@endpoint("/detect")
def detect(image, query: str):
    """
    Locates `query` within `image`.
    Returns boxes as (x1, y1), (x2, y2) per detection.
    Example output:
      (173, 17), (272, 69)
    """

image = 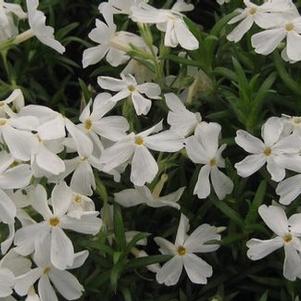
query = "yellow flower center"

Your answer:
(285, 22), (294, 32)
(263, 147), (272, 156)
(128, 85), (136, 92)
(283, 233), (293, 243)
(43, 267), (51, 274)
(48, 217), (60, 227)
(177, 246), (187, 256)
(209, 158), (217, 167)
(293, 117), (301, 124)
(0, 118), (7, 126)
(84, 119), (92, 130)
(73, 195), (82, 204)
(248, 7), (257, 15)
(135, 136), (144, 145)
